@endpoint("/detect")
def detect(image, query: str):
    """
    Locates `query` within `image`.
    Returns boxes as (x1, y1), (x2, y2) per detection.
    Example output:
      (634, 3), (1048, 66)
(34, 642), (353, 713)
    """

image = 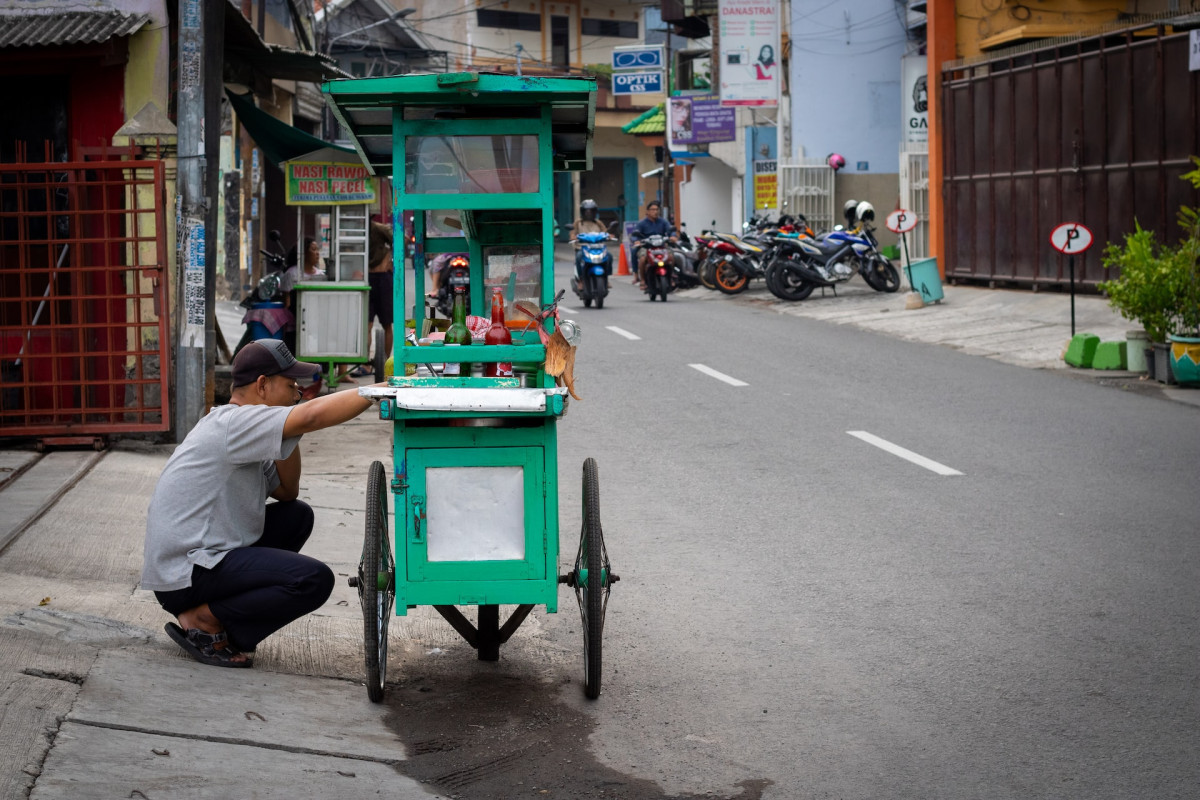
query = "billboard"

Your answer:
(667, 95), (738, 149)
(717, 0), (780, 107)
